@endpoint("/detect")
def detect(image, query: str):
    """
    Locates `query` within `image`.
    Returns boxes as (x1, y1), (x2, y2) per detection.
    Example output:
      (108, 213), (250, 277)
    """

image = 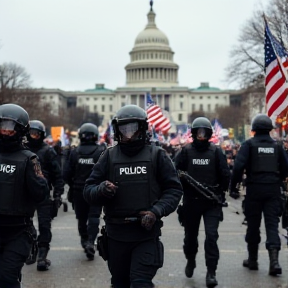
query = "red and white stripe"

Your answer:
(146, 104), (171, 133)
(266, 57), (288, 122)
